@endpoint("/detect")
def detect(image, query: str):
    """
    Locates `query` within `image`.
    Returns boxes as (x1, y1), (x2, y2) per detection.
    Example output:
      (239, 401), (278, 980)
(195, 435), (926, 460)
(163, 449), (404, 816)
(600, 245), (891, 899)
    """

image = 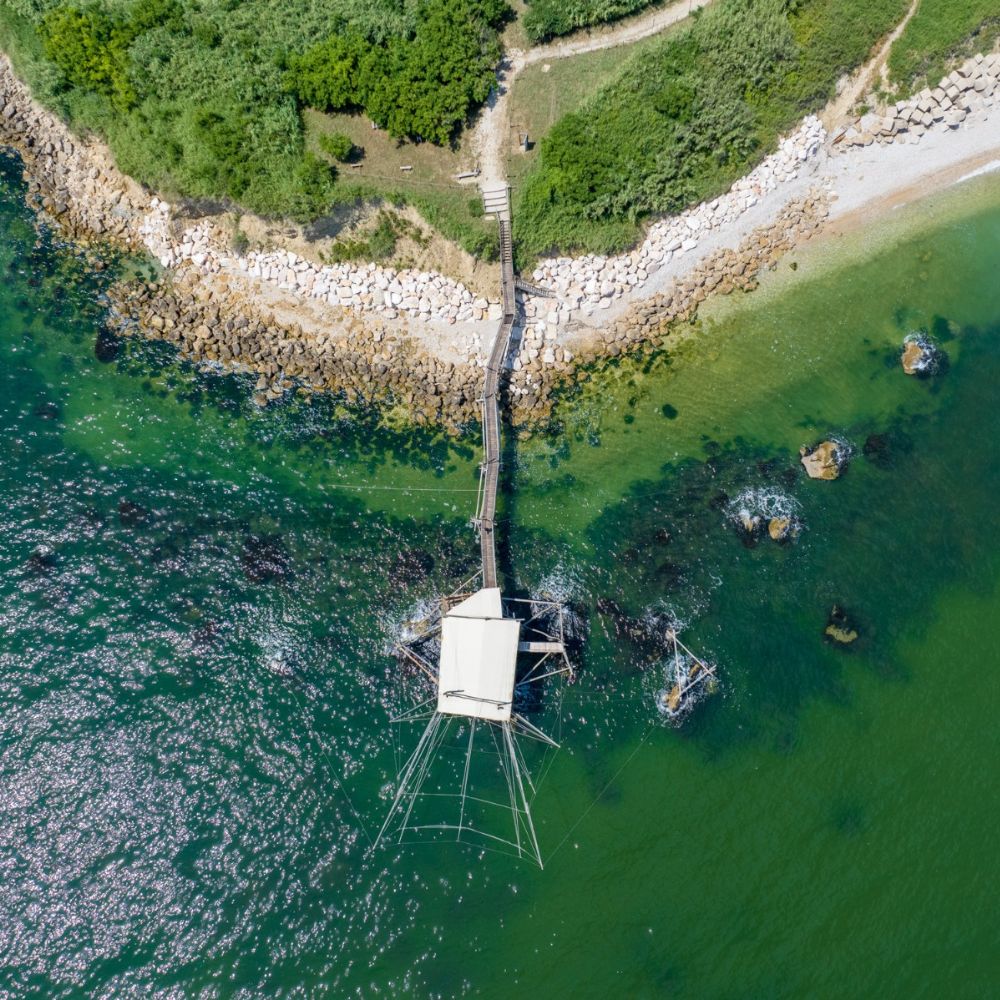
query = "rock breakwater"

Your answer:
(106, 190), (829, 429)
(108, 274), (487, 427)
(3, 45), (995, 428)
(836, 53), (1000, 148)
